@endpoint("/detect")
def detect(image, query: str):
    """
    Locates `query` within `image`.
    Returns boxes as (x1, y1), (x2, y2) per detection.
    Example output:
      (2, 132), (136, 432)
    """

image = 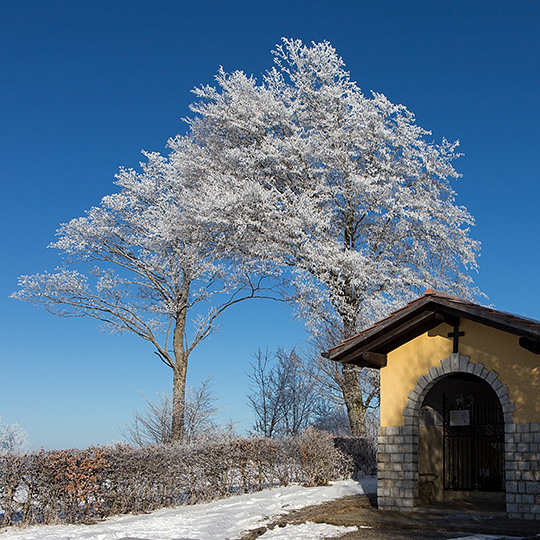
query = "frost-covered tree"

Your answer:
(0, 417), (29, 455)
(186, 38), (480, 435)
(247, 348), (318, 437)
(13, 145), (280, 443)
(122, 377), (221, 446)
(307, 327), (380, 439)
